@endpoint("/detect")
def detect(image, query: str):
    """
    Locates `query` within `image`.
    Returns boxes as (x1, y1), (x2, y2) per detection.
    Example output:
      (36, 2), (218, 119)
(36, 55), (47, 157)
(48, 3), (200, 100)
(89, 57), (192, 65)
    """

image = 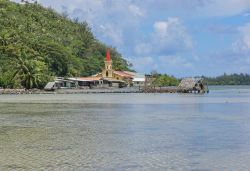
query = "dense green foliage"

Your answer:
(203, 73), (250, 85)
(0, 0), (129, 89)
(152, 73), (180, 86)
(151, 72), (250, 86)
